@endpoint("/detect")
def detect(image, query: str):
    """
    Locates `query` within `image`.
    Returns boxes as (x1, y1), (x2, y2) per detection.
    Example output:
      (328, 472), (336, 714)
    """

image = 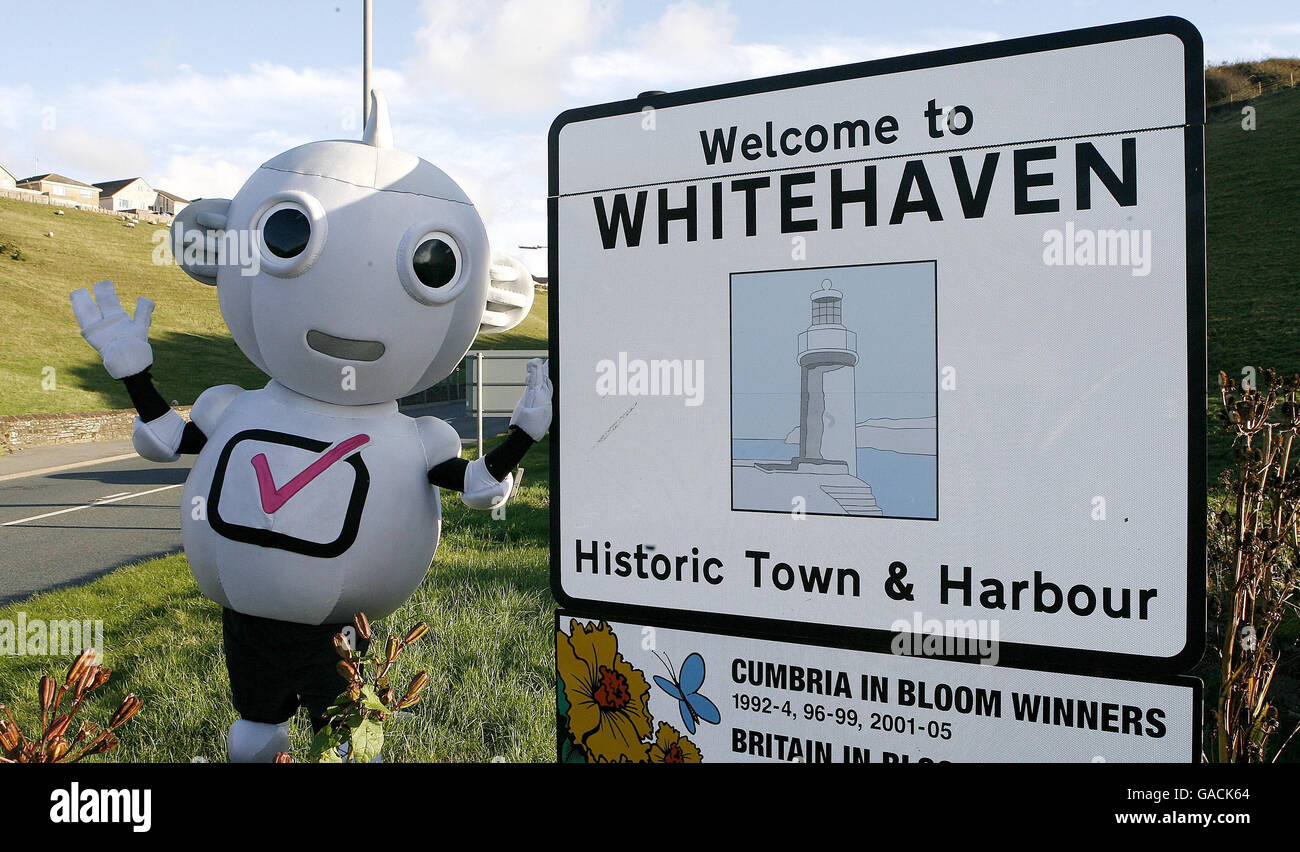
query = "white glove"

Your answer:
(510, 358), (552, 441)
(70, 280), (155, 379)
